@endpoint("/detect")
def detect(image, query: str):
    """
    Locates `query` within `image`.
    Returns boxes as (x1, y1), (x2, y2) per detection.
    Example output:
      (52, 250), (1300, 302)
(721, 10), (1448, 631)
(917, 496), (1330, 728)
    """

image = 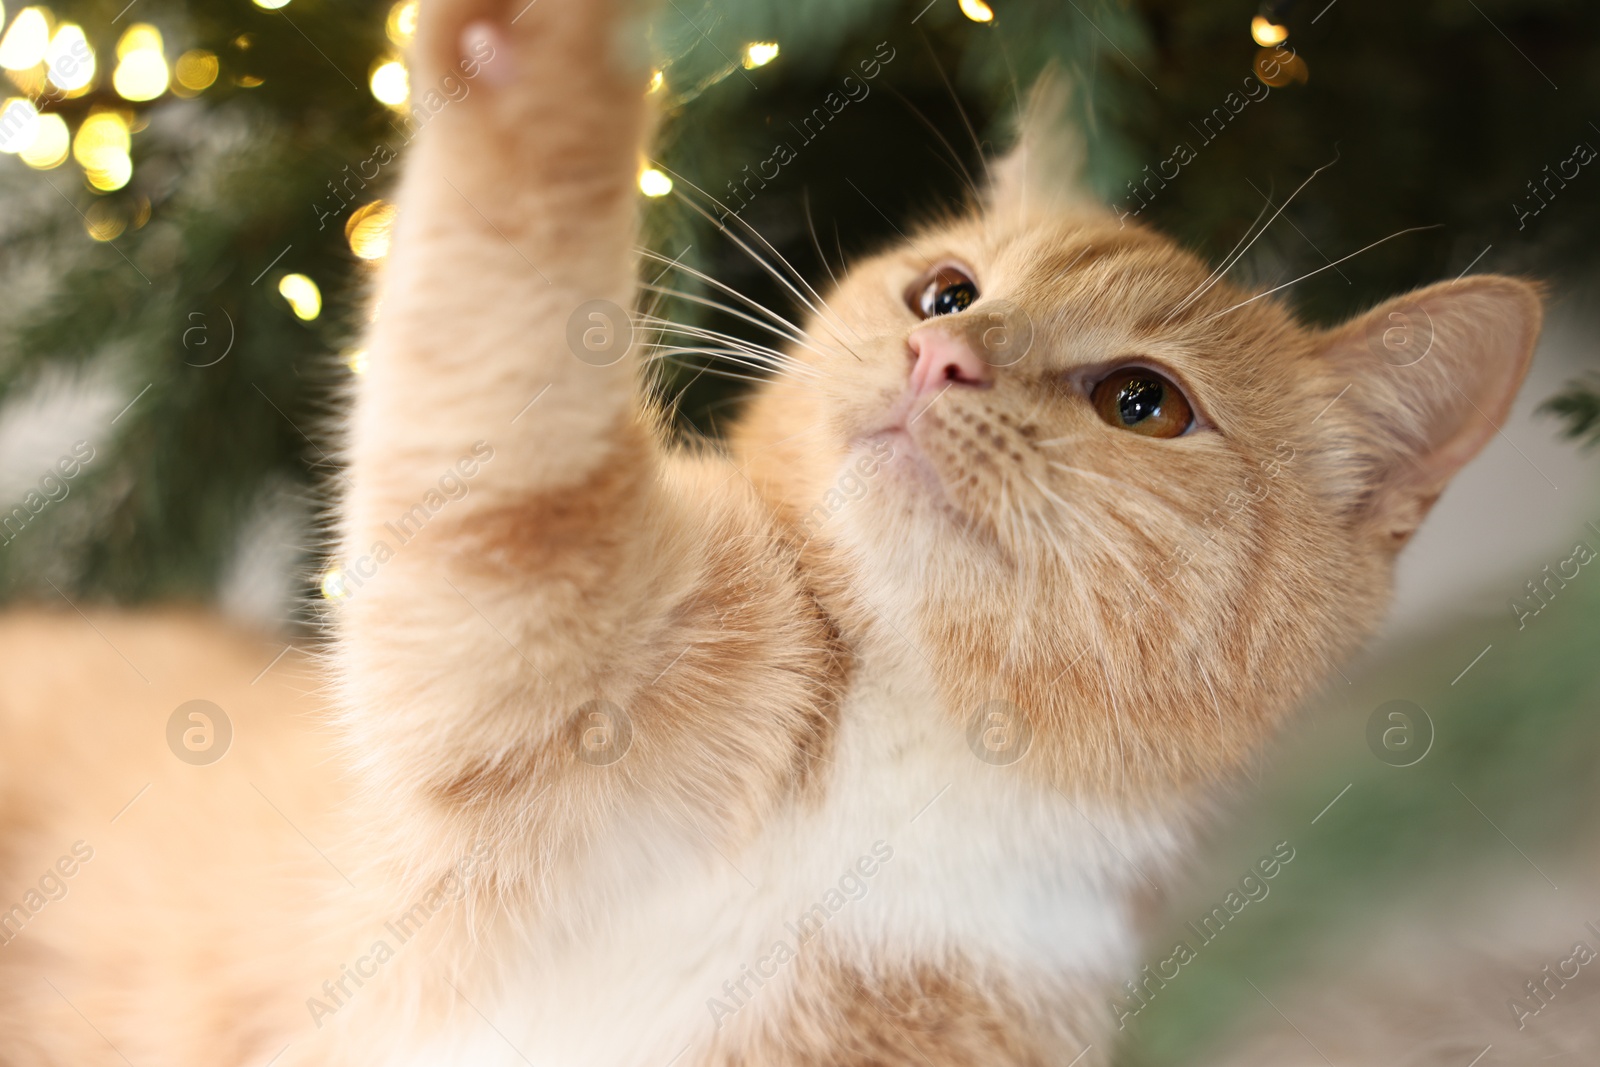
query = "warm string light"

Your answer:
(174, 49), (218, 93)
(1250, 14), (1288, 46)
(369, 58), (407, 107)
(740, 41), (778, 69)
(112, 23), (168, 101)
(958, 0), (995, 23)
(638, 165), (672, 197)
(385, 0), (417, 47)
(278, 273), (322, 320)
(0, 7), (49, 71)
(346, 199), (397, 260)
(72, 110), (130, 189)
